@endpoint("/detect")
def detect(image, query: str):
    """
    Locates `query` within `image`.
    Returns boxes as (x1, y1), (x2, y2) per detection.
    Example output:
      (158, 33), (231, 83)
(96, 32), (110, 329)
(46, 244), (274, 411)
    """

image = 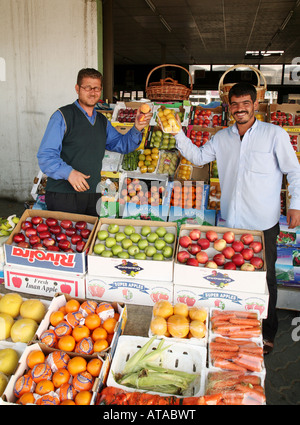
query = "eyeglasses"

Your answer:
(80, 85), (102, 93)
